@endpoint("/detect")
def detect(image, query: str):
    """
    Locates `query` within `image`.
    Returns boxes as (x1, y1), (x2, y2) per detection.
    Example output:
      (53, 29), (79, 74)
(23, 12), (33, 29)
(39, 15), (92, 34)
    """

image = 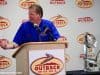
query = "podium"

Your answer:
(12, 41), (67, 75)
